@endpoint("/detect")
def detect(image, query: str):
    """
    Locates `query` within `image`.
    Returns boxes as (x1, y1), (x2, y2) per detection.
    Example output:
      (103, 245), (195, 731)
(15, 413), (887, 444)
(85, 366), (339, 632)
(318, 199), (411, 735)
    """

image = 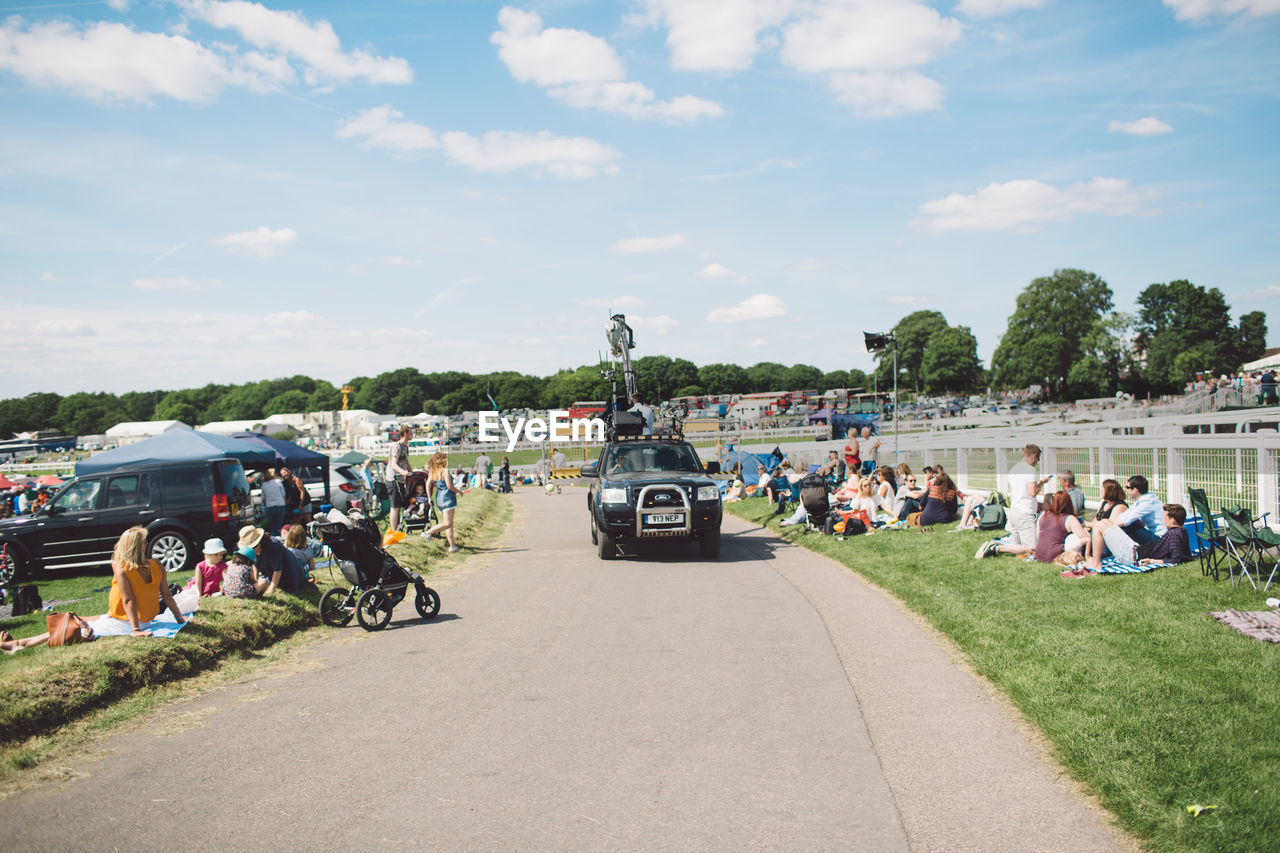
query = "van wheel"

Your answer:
(0, 543), (27, 584)
(150, 531), (193, 573)
(699, 529), (721, 559)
